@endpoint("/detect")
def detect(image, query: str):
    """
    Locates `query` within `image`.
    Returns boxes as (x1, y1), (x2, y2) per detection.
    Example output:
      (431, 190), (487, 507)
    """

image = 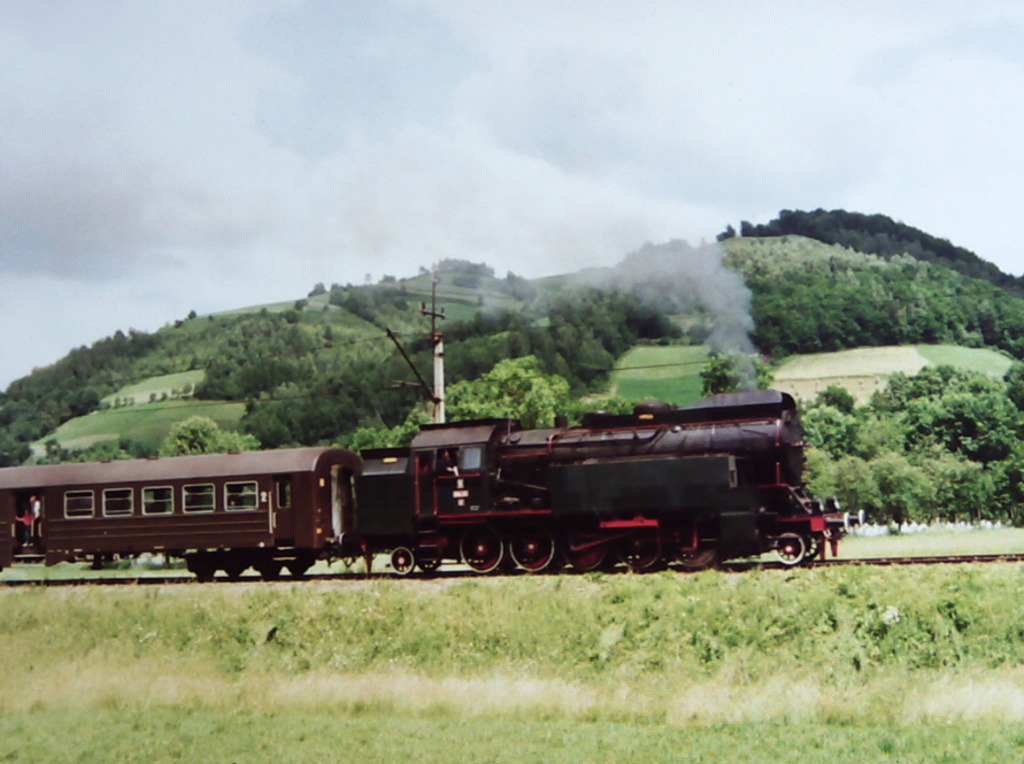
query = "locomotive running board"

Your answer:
(599, 517), (659, 529)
